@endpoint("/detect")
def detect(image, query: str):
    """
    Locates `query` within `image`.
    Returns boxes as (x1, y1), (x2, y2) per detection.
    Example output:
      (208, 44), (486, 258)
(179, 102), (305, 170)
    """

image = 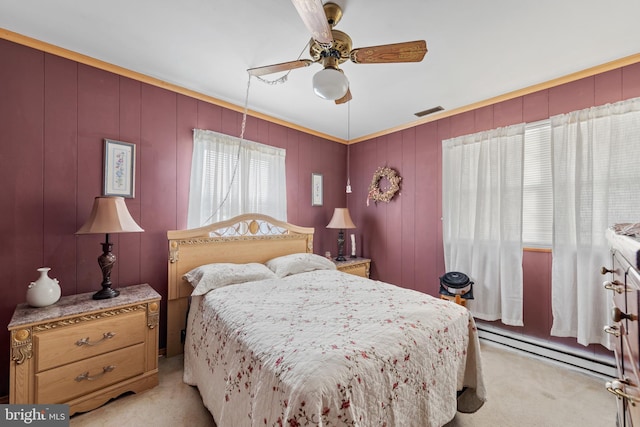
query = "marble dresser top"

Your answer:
(8, 283), (161, 329)
(332, 257), (371, 267)
(606, 228), (640, 270)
